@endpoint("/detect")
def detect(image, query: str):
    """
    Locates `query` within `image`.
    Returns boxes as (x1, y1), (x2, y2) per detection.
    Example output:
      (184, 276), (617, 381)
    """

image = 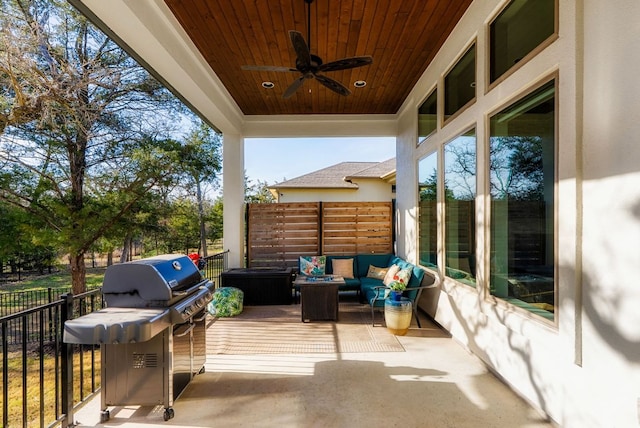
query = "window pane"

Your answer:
(489, 80), (555, 320)
(418, 89), (437, 143)
(418, 152), (438, 268)
(444, 129), (476, 286)
(444, 44), (476, 121)
(490, 0), (555, 83)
